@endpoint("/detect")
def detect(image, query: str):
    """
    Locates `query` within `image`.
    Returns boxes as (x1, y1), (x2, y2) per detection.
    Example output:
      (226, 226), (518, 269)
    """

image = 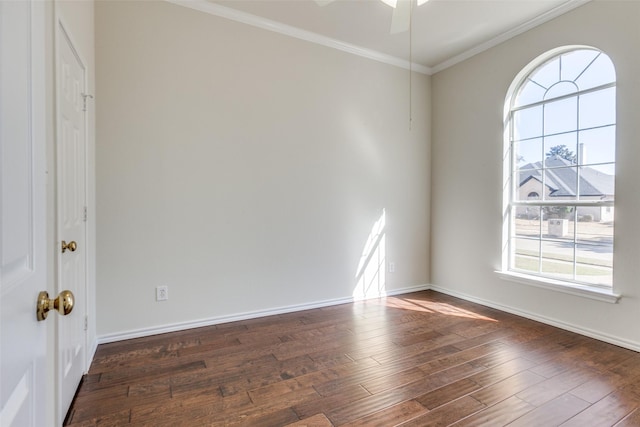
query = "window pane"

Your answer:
(543, 207), (575, 241)
(541, 239), (574, 281)
(516, 165), (542, 201)
(543, 167), (578, 201)
(583, 162), (616, 178)
(578, 165), (614, 200)
(515, 138), (543, 168)
(575, 53), (616, 90)
(576, 208), (614, 242)
(543, 132), (577, 163)
(561, 49), (600, 81)
(530, 57), (560, 89)
(544, 96), (578, 135)
(513, 237), (540, 274)
(578, 126), (616, 166)
(513, 106), (542, 140)
(579, 87), (616, 129)
(576, 244), (613, 286)
(514, 79), (546, 108)
(515, 212), (541, 236)
(544, 81), (578, 101)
